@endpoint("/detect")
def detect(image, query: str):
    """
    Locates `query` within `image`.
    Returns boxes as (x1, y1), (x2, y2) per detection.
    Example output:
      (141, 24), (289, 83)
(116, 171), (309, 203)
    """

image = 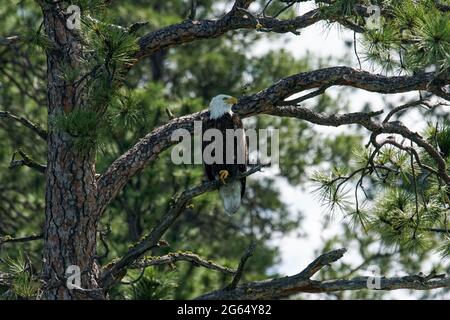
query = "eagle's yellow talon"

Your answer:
(219, 170), (229, 184)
